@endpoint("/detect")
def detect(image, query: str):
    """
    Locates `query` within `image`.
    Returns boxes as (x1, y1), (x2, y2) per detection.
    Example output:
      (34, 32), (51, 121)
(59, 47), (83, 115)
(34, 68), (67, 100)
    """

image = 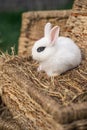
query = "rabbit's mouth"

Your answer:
(32, 54), (42, 62)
